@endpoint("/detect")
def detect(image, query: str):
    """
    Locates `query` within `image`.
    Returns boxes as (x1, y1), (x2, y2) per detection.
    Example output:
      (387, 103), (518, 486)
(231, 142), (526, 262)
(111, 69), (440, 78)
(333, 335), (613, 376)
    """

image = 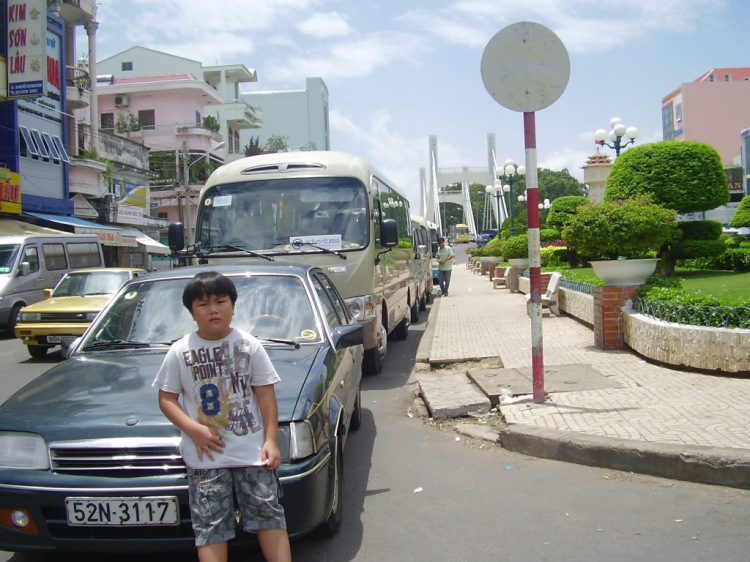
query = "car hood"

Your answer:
(0, 346), (320, 441)
(21, 295), (112, 313)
